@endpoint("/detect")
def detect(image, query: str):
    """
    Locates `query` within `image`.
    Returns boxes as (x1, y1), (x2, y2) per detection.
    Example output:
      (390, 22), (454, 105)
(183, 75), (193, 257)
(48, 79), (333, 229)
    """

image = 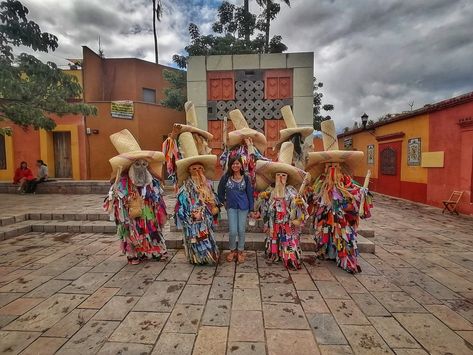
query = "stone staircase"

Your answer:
(0, 211), (375, 253)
